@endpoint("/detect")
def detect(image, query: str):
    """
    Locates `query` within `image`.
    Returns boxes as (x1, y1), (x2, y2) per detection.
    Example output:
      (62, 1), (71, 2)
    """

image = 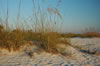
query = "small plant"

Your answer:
(94, 51), (100, 56)
(29, 51), (34, 58)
